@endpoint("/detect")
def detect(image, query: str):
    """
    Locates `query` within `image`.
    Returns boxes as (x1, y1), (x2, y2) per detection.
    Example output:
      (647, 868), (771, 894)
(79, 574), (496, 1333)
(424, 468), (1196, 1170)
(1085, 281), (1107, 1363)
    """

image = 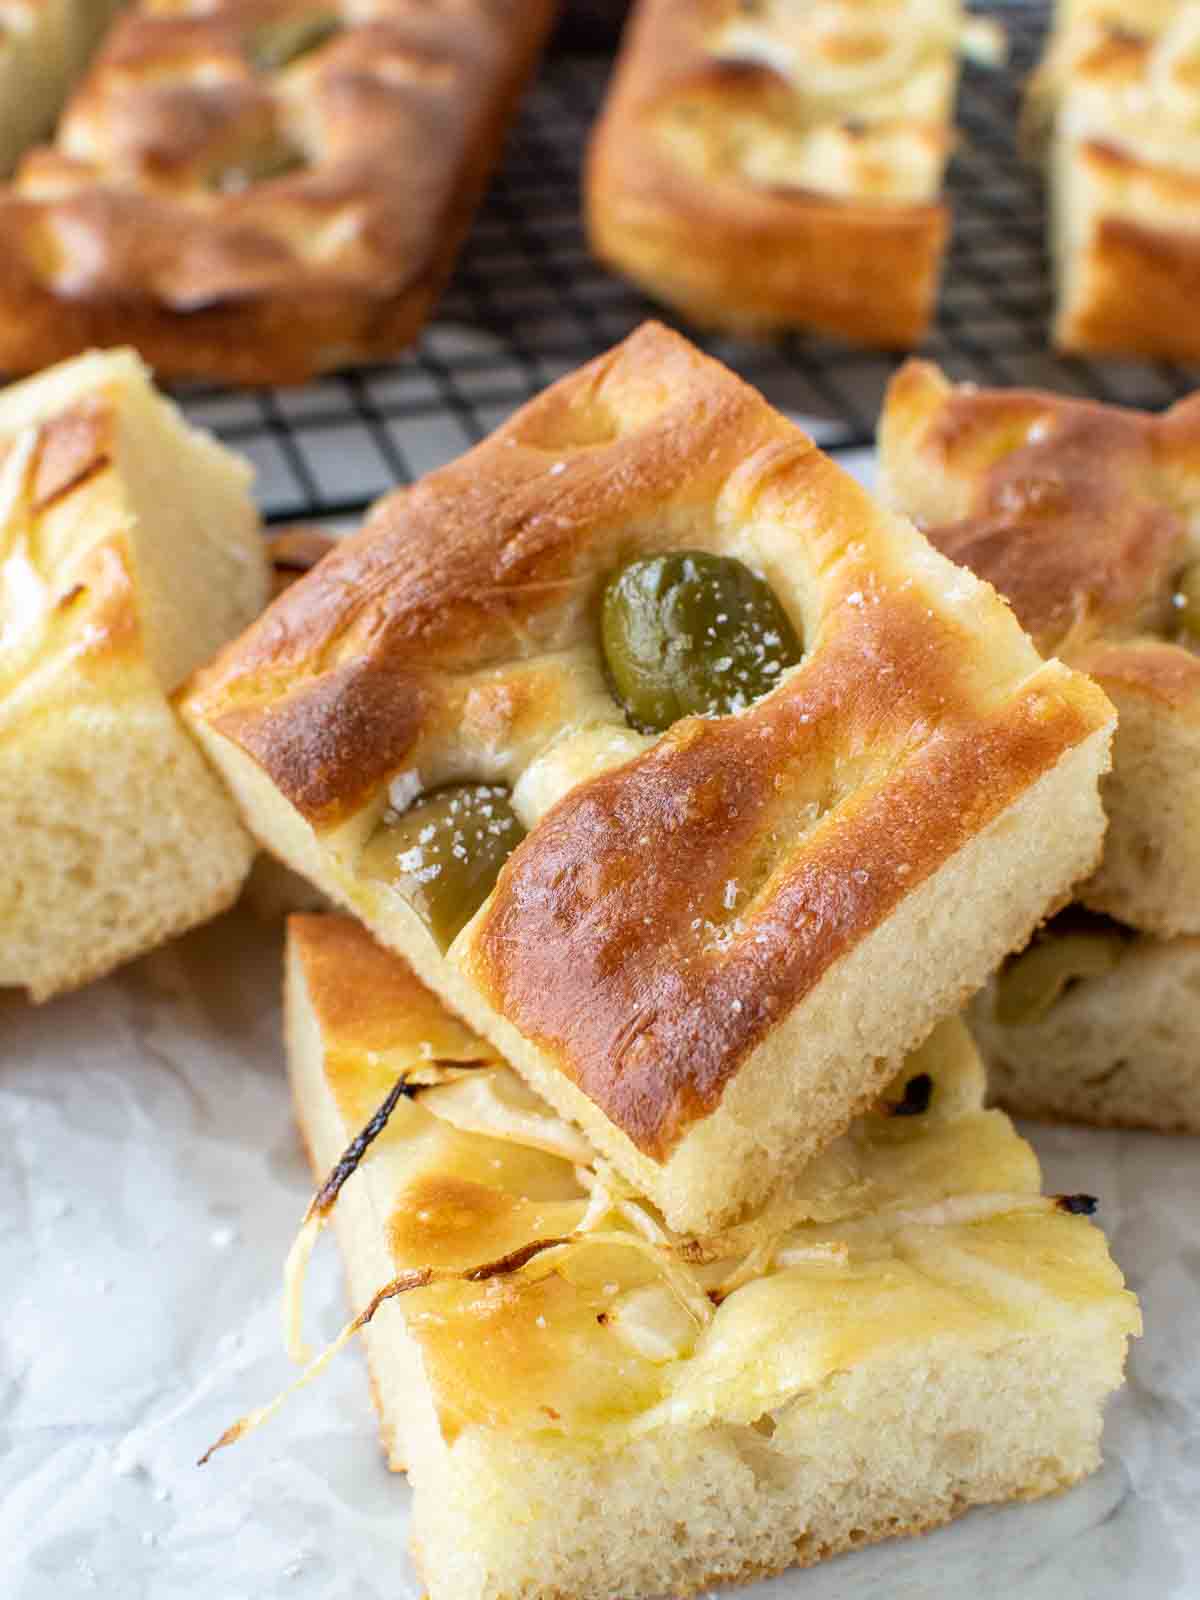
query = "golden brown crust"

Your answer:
(884, 360), (1200, 669)
(287, 912), (495, 1066)
(0, 0), (556, 384)
(585, 0), (950, 345)
(1059, 211), (1200, 363)
(471, 616), (1102, 1159)
(1035, 6), (1200, 360)
(191, 321), (794, 824)
(887, 362), (1194, 656)
(881, 362), (1200, 937)
(192, 325), (1114, 1163)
